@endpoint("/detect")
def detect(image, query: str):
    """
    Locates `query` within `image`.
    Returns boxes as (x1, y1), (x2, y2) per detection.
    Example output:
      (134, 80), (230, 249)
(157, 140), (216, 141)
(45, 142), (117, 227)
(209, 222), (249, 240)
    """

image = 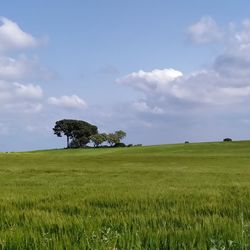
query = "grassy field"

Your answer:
(0, 141), (249, 249)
